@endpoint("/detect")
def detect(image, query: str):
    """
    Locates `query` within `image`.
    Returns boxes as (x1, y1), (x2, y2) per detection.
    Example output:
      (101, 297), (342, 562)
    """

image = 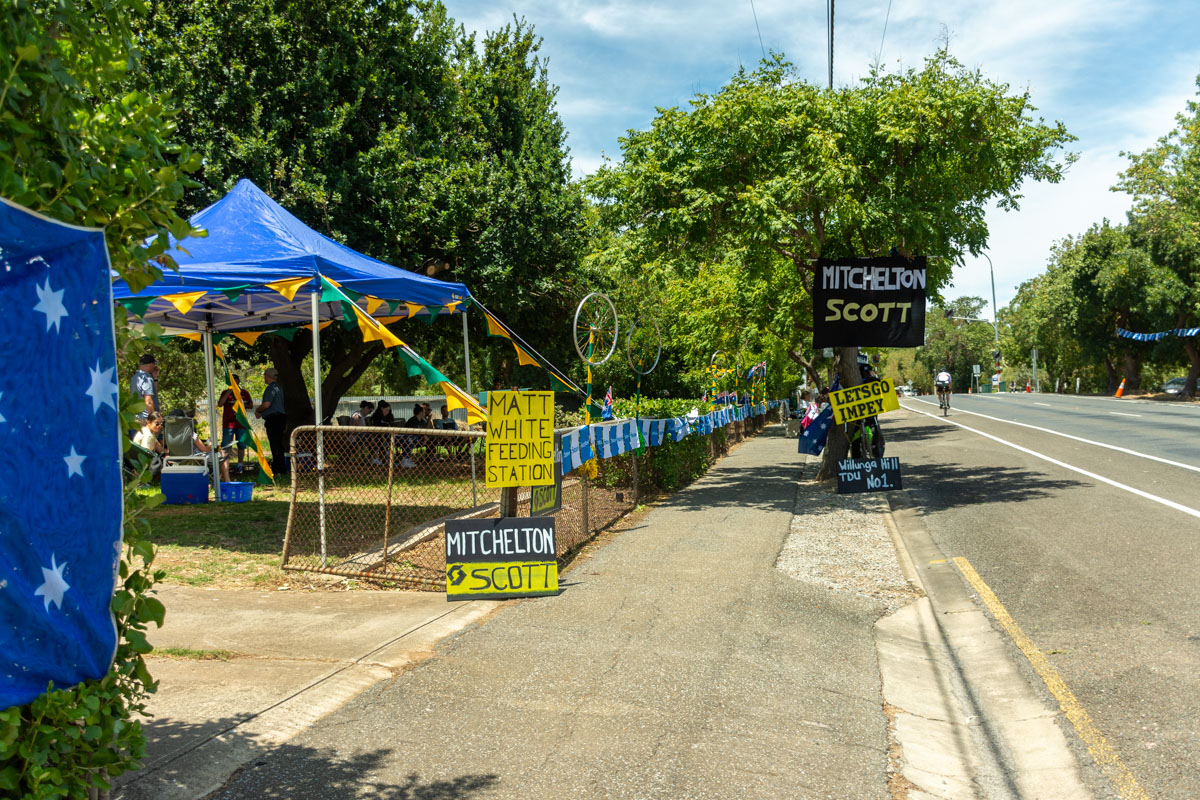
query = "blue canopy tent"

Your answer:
(112, 179), (476, 510)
